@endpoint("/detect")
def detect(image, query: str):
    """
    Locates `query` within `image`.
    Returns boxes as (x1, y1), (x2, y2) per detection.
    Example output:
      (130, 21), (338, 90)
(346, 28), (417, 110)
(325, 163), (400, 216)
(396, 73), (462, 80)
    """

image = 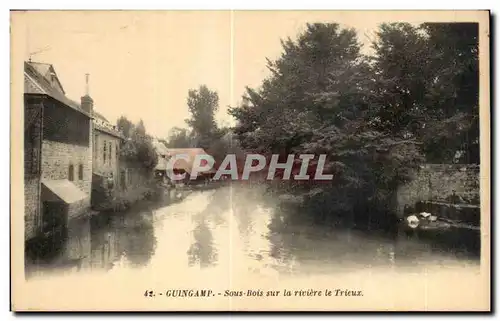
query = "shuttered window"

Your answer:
(109, 142), (112, 164)
(103, 140), (107, 164)
(78, 164), (84, 180)
(69, 164), (74, 181)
